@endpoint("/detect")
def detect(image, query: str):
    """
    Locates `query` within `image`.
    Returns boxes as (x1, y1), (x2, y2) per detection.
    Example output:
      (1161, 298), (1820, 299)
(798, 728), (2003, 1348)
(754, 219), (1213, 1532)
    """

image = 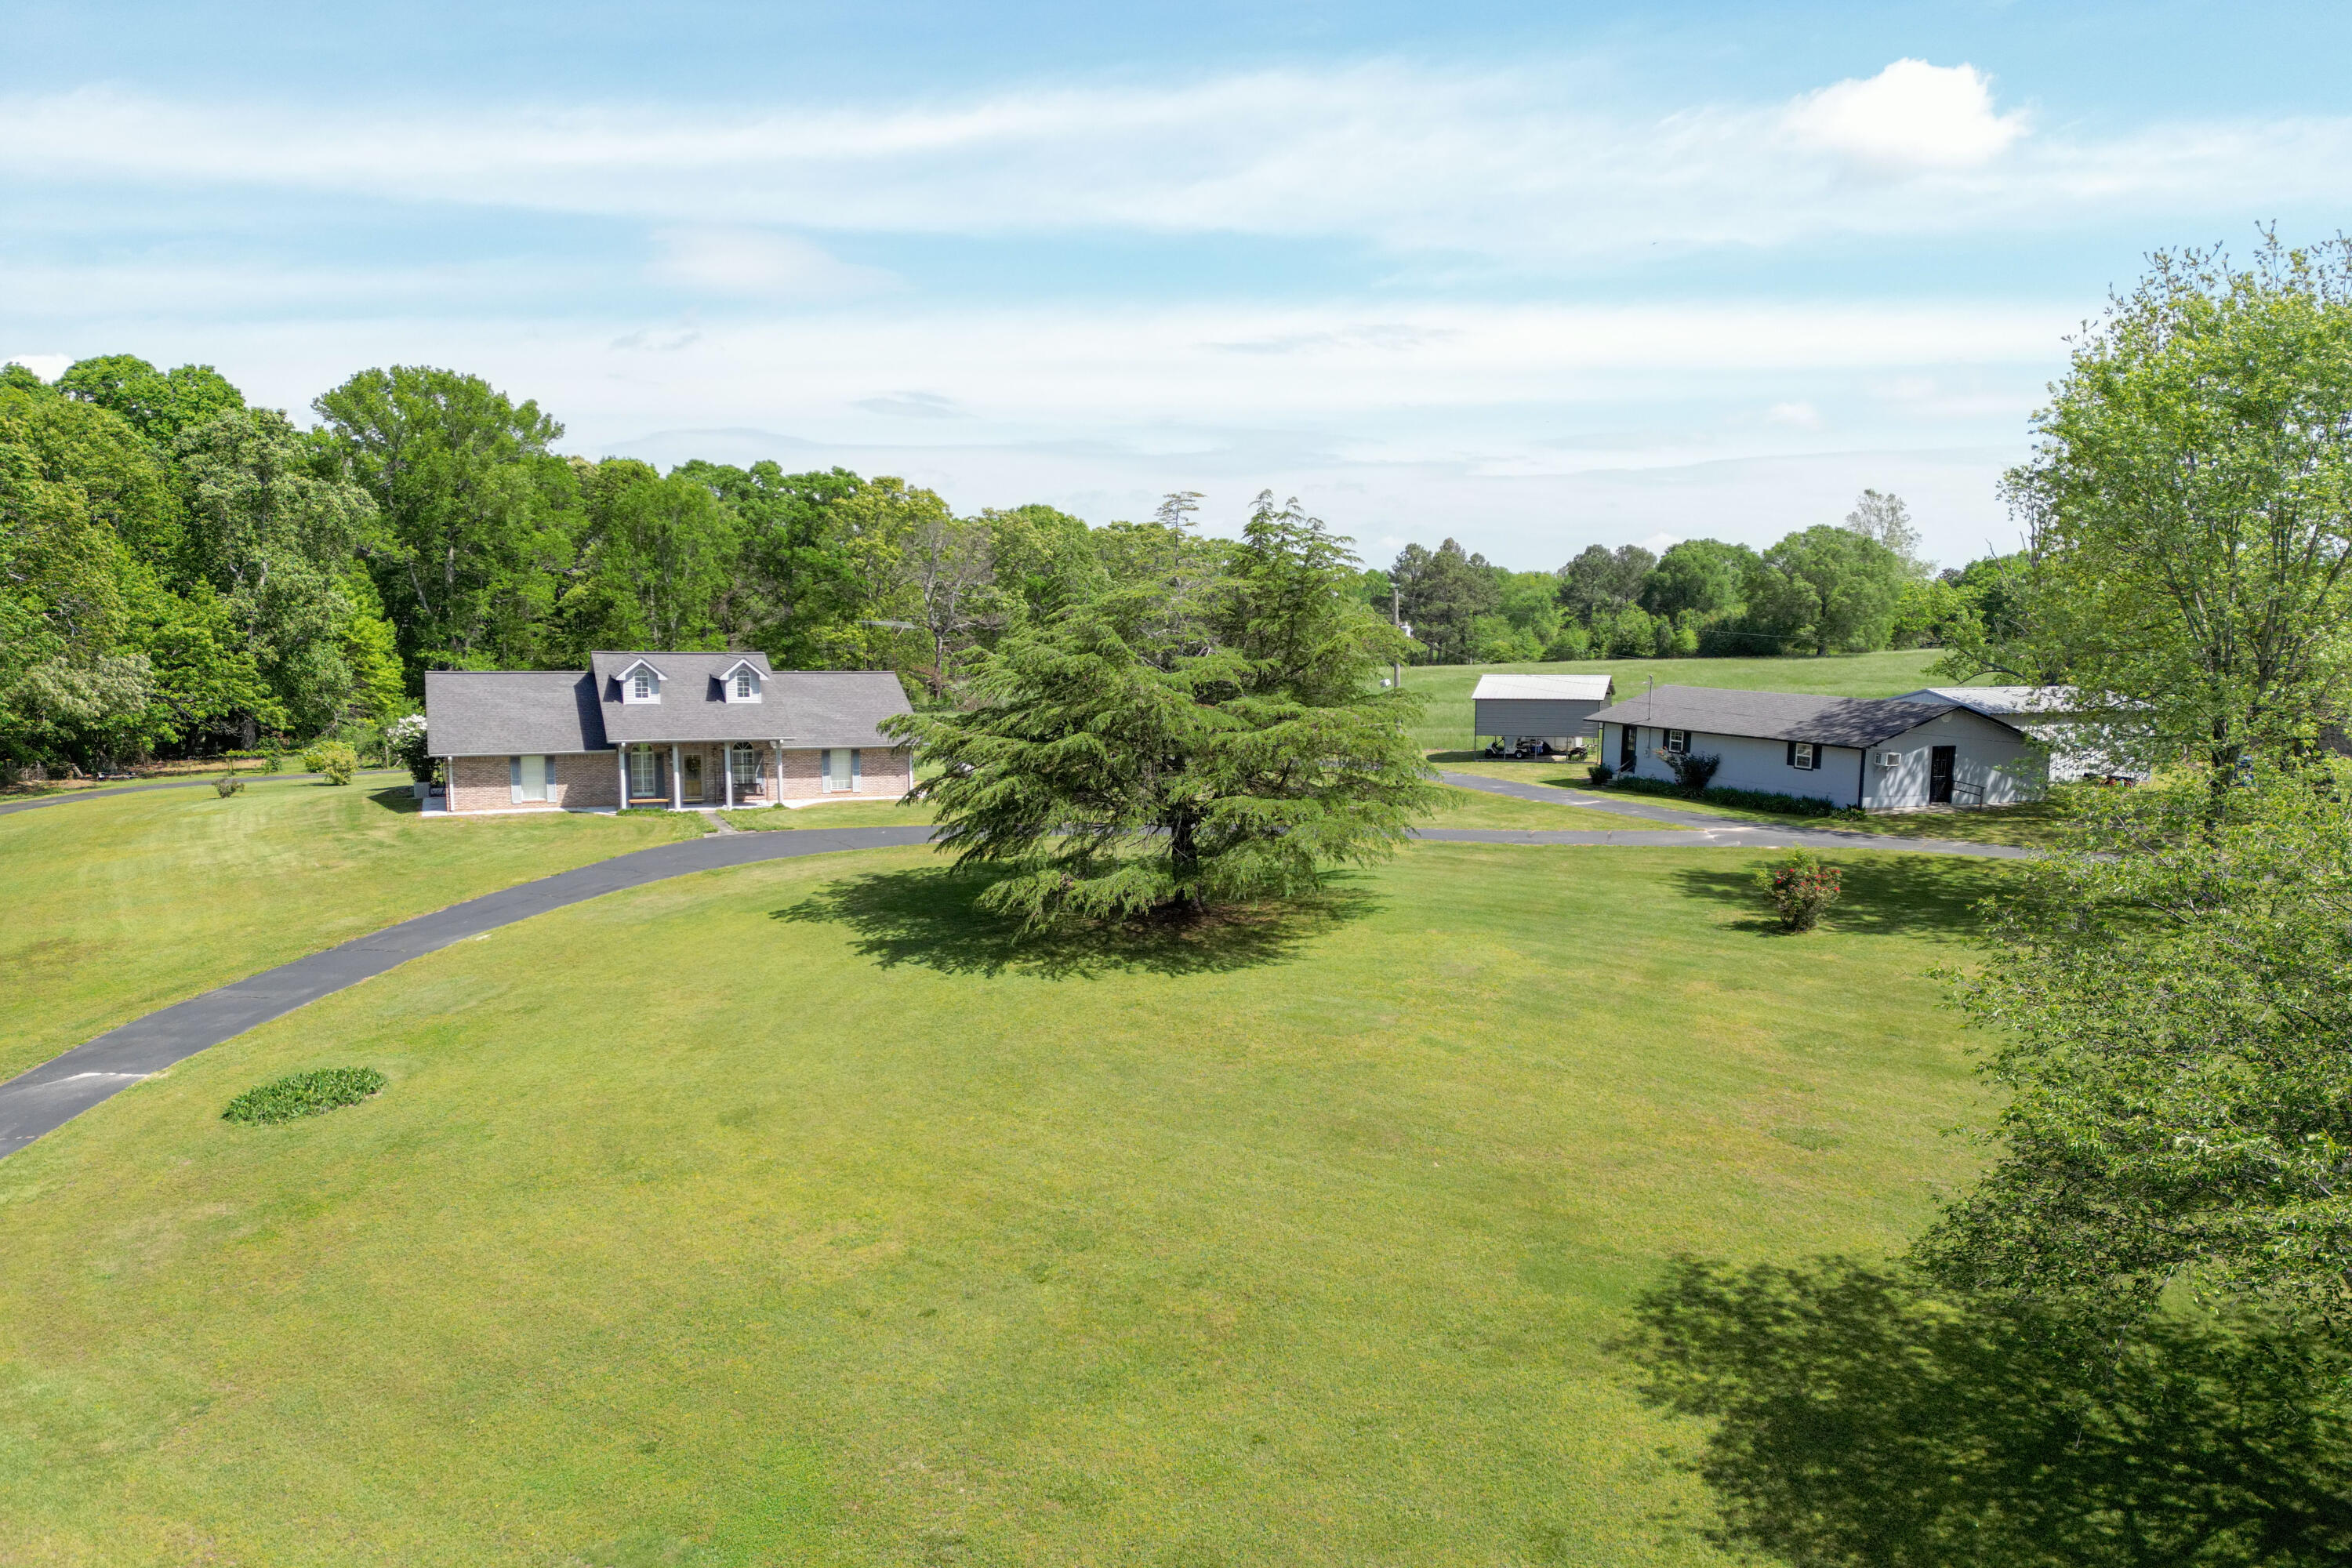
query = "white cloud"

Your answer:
(1785, 59), (2027, 172)
(647, 228), (892, 299)
(1764, 400), (1824, 429)
(4, 352), (71, 380)
(1, 66), (2344, 264)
